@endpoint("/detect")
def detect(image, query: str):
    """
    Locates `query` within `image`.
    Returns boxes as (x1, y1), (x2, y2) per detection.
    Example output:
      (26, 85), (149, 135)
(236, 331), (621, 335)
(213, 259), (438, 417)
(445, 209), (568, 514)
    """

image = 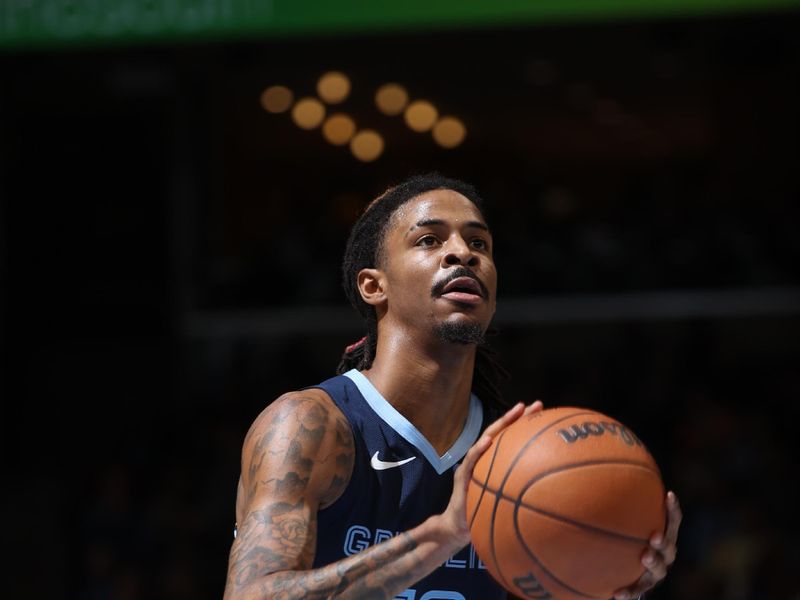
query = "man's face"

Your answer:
(375, 188), (497, 341)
